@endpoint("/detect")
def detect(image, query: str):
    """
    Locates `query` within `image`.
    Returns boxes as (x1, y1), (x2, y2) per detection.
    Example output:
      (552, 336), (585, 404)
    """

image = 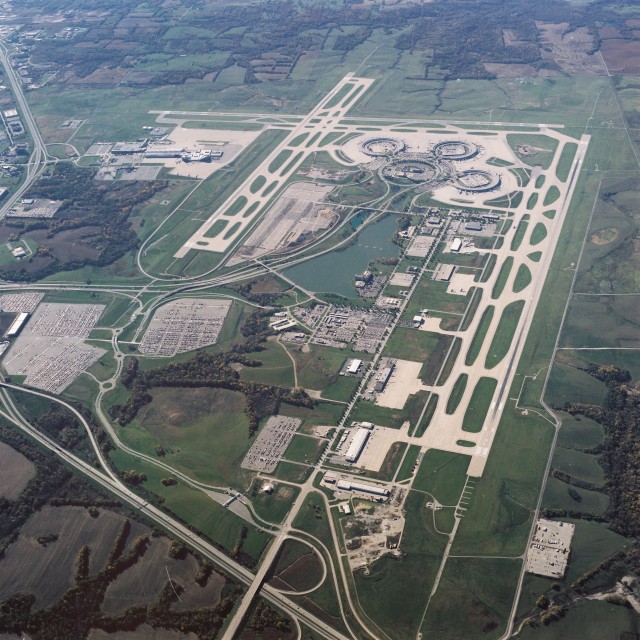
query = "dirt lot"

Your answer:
(0, 506), (127, 609)
(101, 536), (226, 614)
(0, 442), (35, 499)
